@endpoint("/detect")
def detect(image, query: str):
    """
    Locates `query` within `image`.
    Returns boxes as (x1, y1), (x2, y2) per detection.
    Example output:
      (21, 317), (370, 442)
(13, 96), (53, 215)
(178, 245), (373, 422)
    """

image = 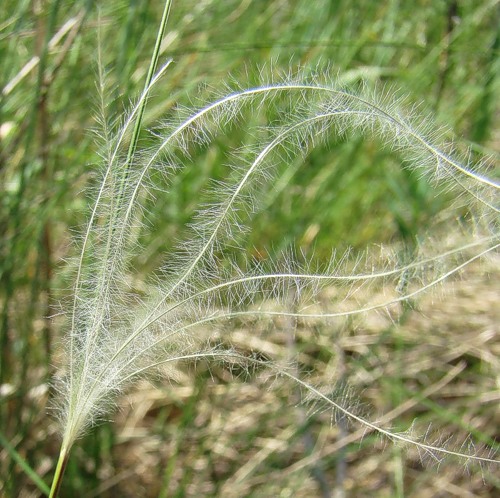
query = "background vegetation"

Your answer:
(1, 0), (498, 496)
